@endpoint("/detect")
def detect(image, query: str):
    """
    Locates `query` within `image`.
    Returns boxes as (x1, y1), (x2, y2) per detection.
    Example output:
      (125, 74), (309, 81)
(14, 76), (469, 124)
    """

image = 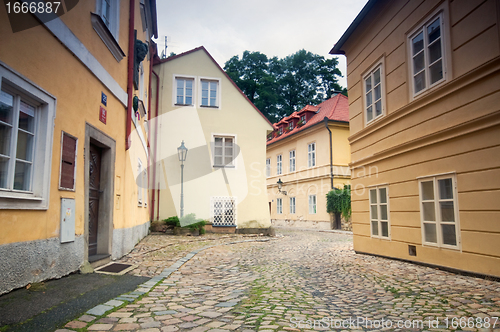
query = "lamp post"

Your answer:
(277, 178), (287, 195)
(177, 141), (188, 217)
